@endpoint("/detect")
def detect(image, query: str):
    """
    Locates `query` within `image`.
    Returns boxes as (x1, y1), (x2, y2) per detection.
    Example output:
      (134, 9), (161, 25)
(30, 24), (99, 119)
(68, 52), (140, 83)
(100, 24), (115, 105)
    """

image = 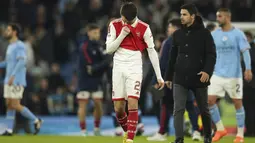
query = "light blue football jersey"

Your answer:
(211, 27), (250, 78)
(5, 40), (27, 86)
